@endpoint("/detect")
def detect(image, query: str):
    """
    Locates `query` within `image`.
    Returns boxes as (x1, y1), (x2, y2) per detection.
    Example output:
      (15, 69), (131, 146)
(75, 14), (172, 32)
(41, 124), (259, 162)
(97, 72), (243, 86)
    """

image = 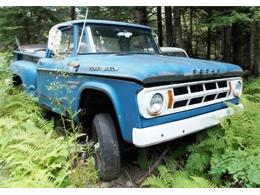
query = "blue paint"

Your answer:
(10, 19), (243, 145)
(65, 54), (243, 84)
(73, 24), (79, 55)
(36, 67), (143, 143)
(11, 60), (37, 96)
(76, 77), (143, 143)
